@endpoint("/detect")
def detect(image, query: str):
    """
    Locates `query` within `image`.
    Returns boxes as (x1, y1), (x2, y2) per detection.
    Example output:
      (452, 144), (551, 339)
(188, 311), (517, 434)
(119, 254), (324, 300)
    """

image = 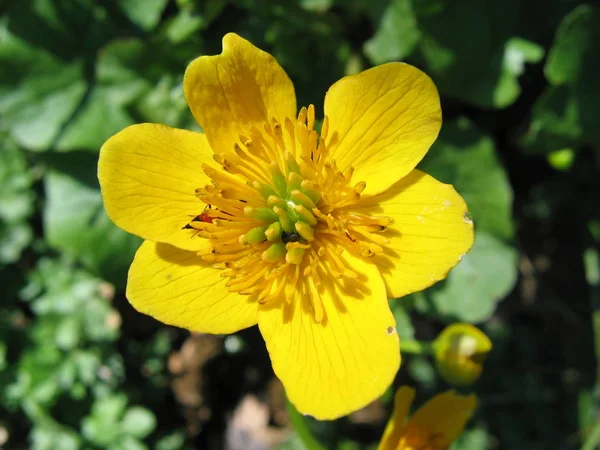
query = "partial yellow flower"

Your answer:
(98, 33), (474, 419)
(378, 387), (476, 450)
(433, 324), (492, 386)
